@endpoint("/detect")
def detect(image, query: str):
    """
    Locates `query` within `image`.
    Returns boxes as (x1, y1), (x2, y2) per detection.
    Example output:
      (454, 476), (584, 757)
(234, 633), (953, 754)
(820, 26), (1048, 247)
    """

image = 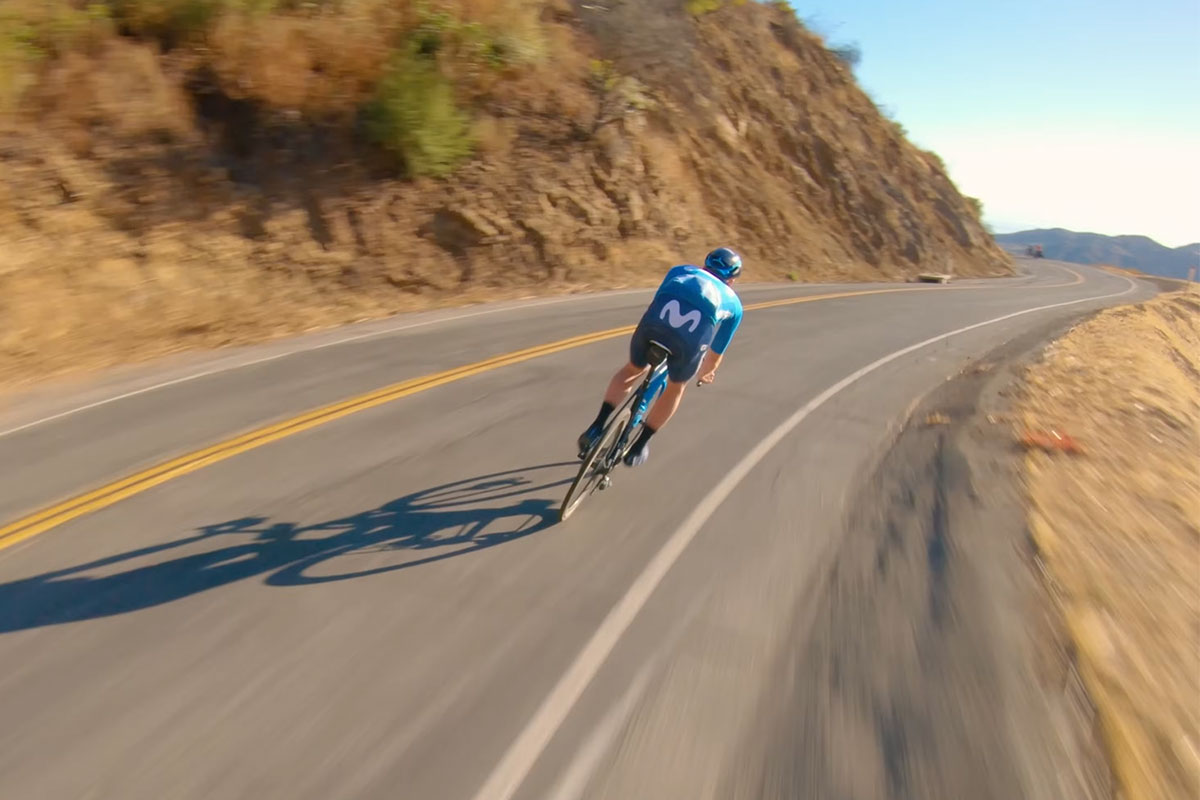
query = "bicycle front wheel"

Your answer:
(559, 407), (631, 522)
